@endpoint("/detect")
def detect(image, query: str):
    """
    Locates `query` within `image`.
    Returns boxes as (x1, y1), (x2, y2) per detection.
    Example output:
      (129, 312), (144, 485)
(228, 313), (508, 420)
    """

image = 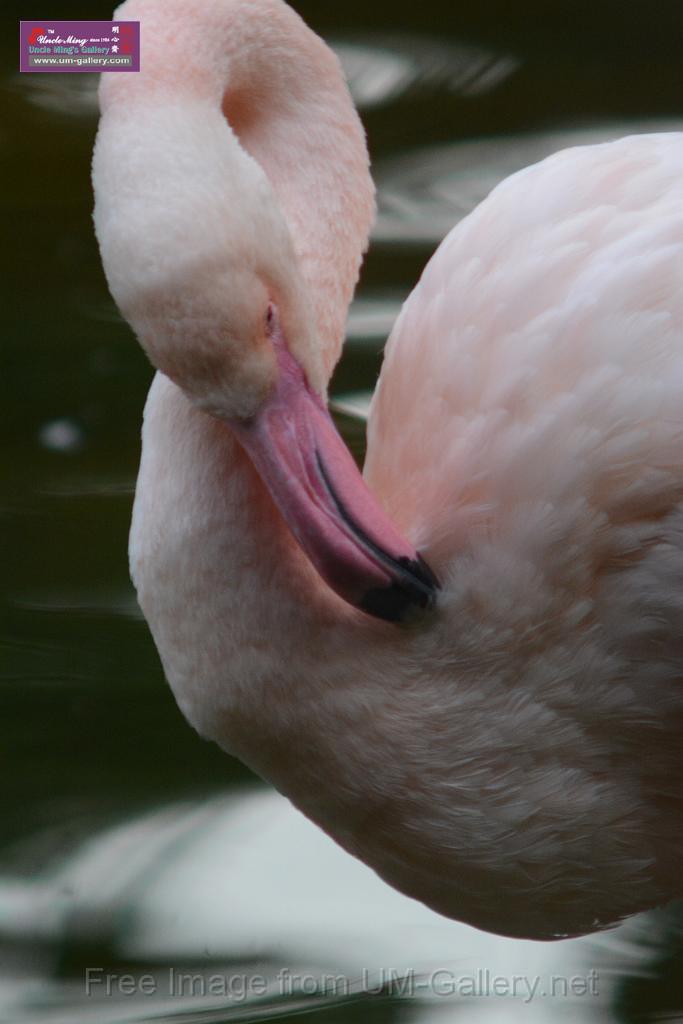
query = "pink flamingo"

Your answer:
(93, 0), (683, 939)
